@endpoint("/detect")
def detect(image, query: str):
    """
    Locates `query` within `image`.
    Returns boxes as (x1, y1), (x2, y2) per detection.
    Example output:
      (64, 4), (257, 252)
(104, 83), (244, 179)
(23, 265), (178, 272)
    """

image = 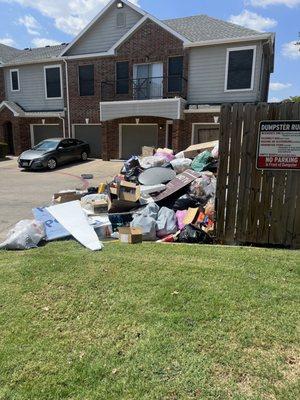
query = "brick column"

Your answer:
(101, 122), (110, 161)
(172, 119), (185, 154)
